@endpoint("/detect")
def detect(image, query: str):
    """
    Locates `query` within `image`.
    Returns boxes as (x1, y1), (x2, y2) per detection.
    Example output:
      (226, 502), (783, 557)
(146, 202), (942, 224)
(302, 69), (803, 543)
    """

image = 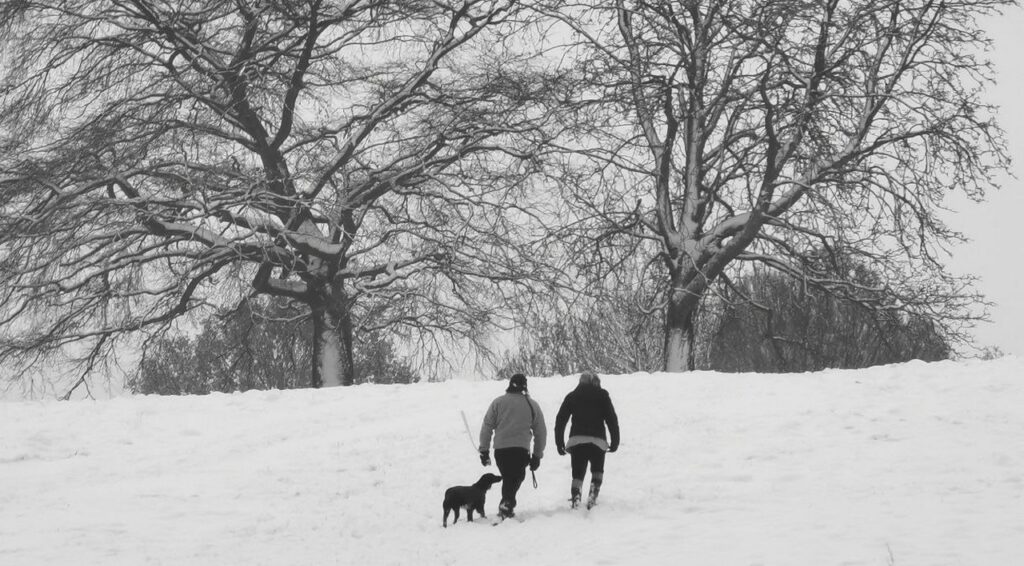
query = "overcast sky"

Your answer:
(944, 7), (1024, 356)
